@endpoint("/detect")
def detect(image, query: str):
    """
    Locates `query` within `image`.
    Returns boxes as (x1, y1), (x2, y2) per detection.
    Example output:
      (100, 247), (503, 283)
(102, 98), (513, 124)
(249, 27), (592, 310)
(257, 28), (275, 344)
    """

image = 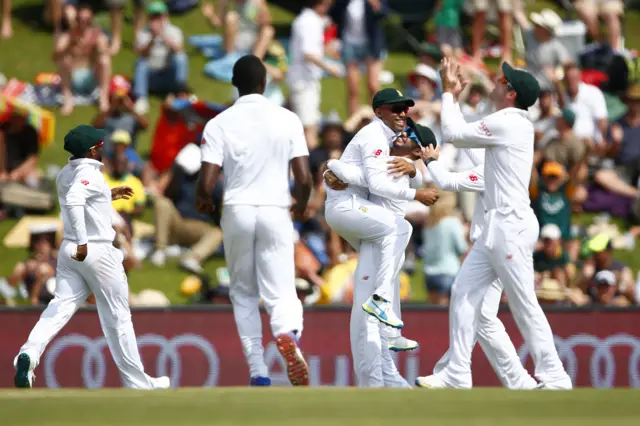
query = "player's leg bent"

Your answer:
(255, 206), (308, 386)
(82, 243), (164, 389)
(14, 241), (91, 388)
(222, 205), (270, 381)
